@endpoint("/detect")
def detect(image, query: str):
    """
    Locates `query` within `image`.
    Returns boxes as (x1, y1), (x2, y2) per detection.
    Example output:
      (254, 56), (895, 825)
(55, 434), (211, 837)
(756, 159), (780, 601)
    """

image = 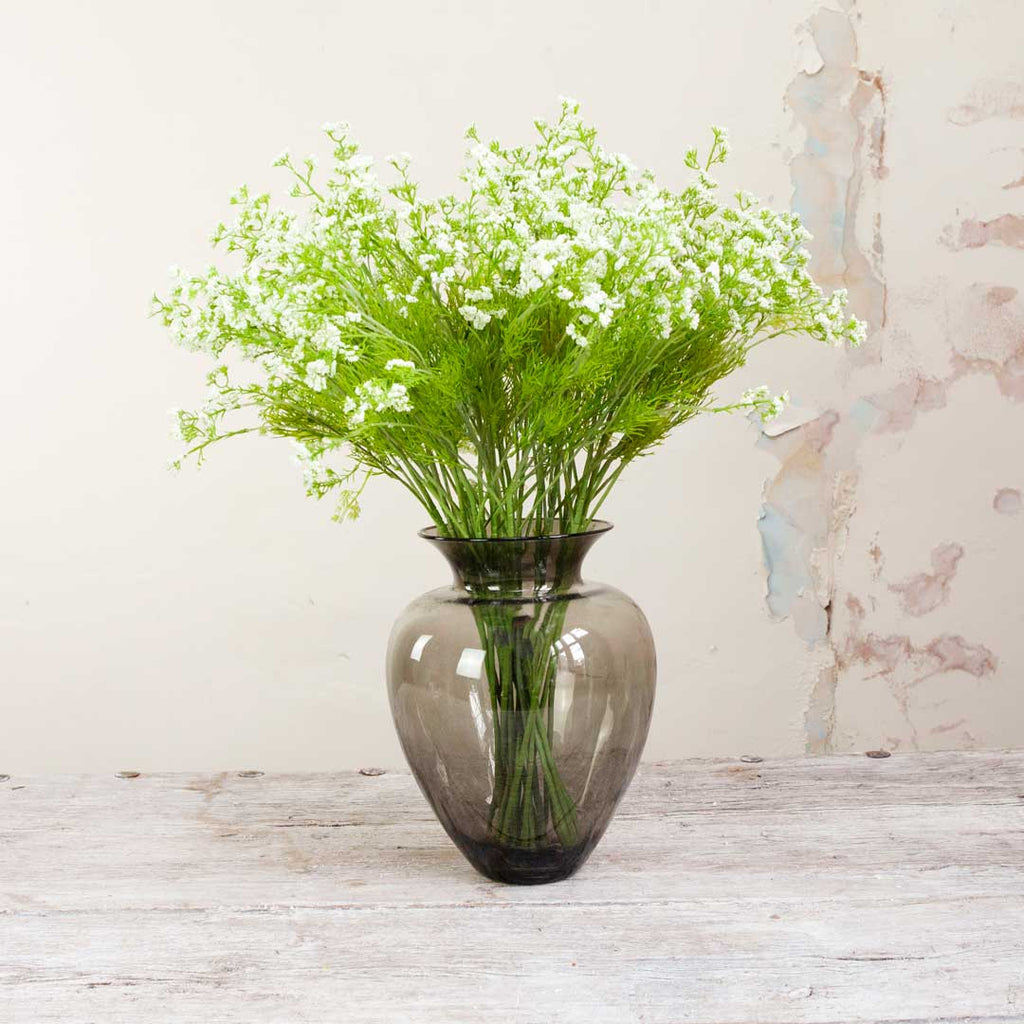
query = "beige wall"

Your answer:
(1, 0), (1021, 771)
